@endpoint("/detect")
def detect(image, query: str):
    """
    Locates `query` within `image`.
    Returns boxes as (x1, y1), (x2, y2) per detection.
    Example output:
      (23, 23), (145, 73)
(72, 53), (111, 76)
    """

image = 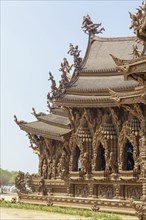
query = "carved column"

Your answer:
(76, 116), (92, 175)
(140, 119), (146, 201)
(100, 115), (117, 175)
